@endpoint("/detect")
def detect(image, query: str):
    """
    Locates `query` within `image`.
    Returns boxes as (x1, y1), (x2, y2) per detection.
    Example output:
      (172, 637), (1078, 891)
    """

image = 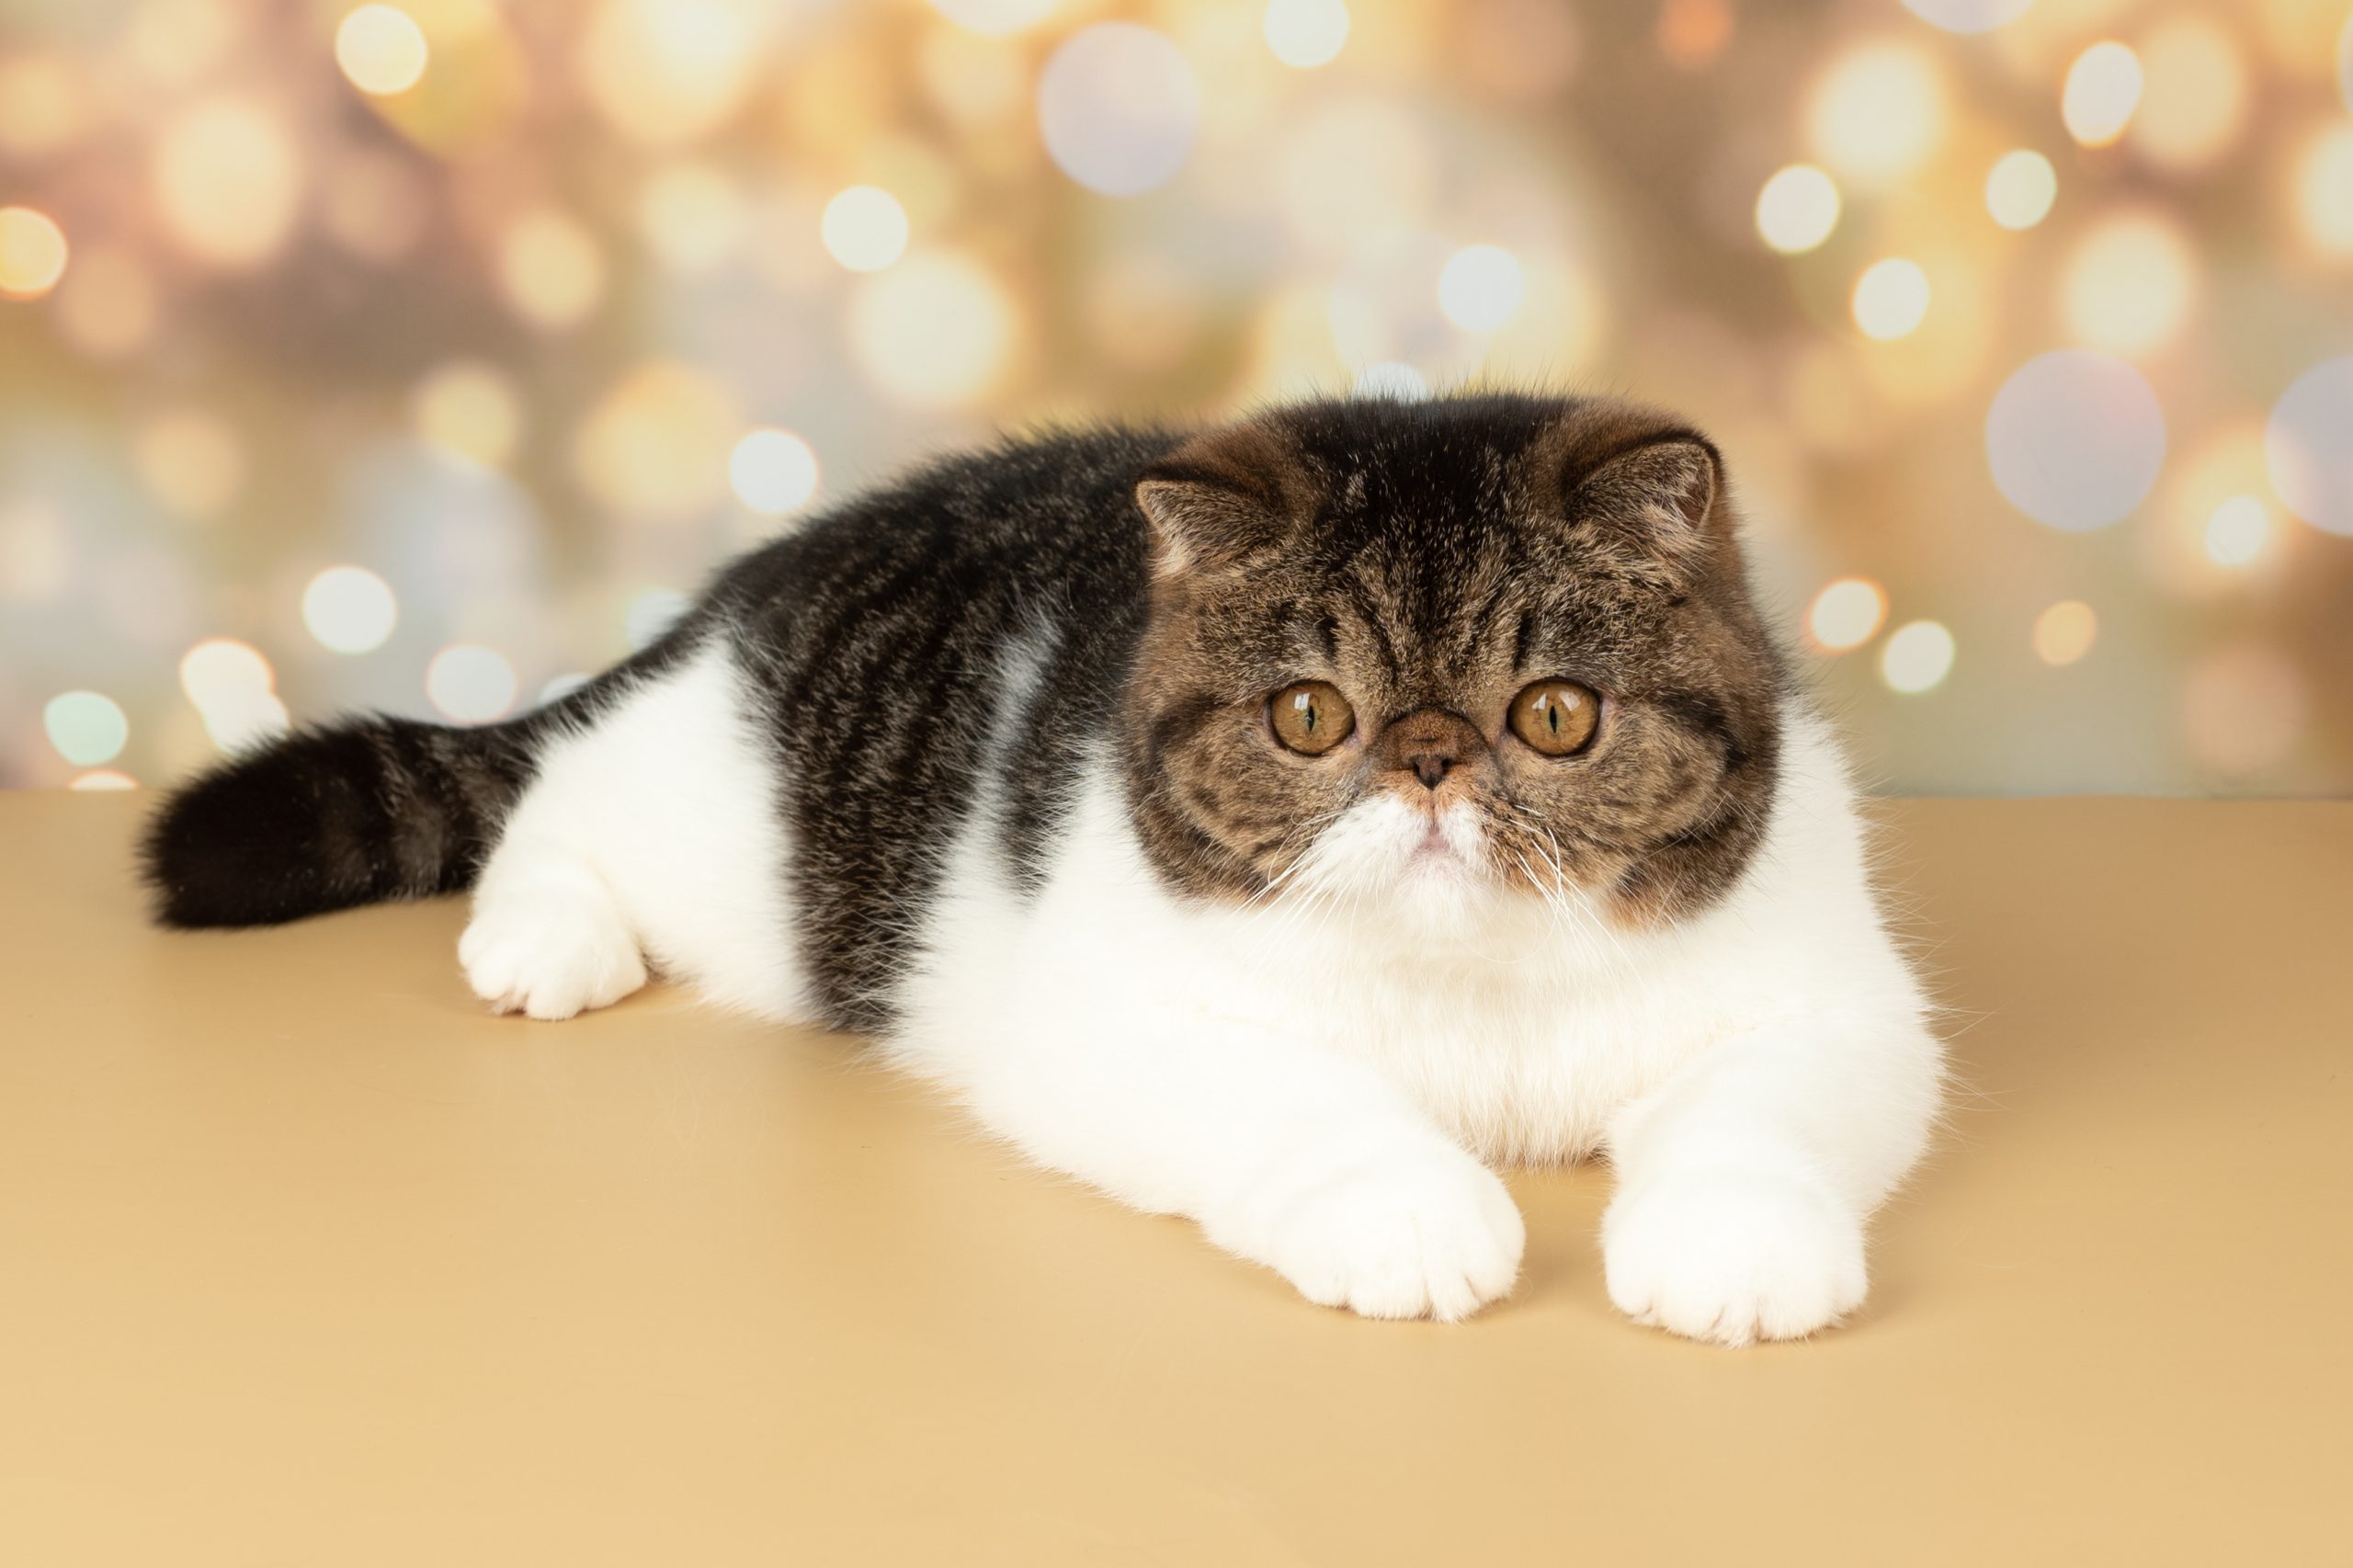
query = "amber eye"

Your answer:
(1268, 681), (1357, 756)
(1508, 680), (1601, 756)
